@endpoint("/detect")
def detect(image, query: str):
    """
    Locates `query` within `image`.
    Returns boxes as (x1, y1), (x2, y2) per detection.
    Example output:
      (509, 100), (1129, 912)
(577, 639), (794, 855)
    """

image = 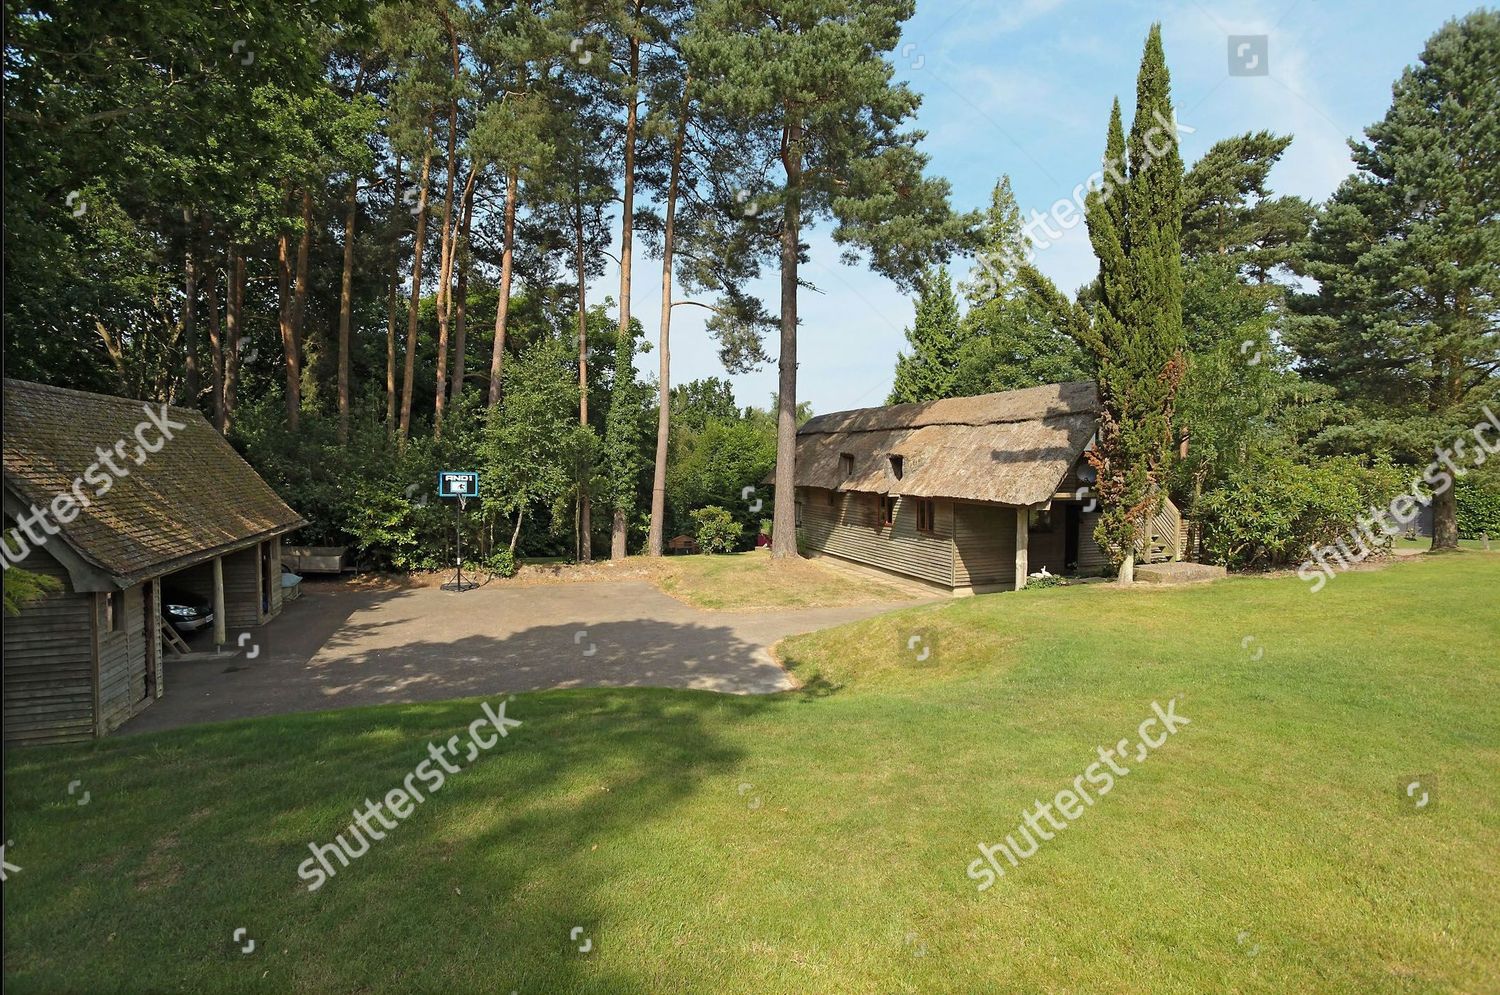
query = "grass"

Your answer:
(1395, 536), (1494, 552)
(4, 554), (1498, 993)
(647, 550), (913, 610)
